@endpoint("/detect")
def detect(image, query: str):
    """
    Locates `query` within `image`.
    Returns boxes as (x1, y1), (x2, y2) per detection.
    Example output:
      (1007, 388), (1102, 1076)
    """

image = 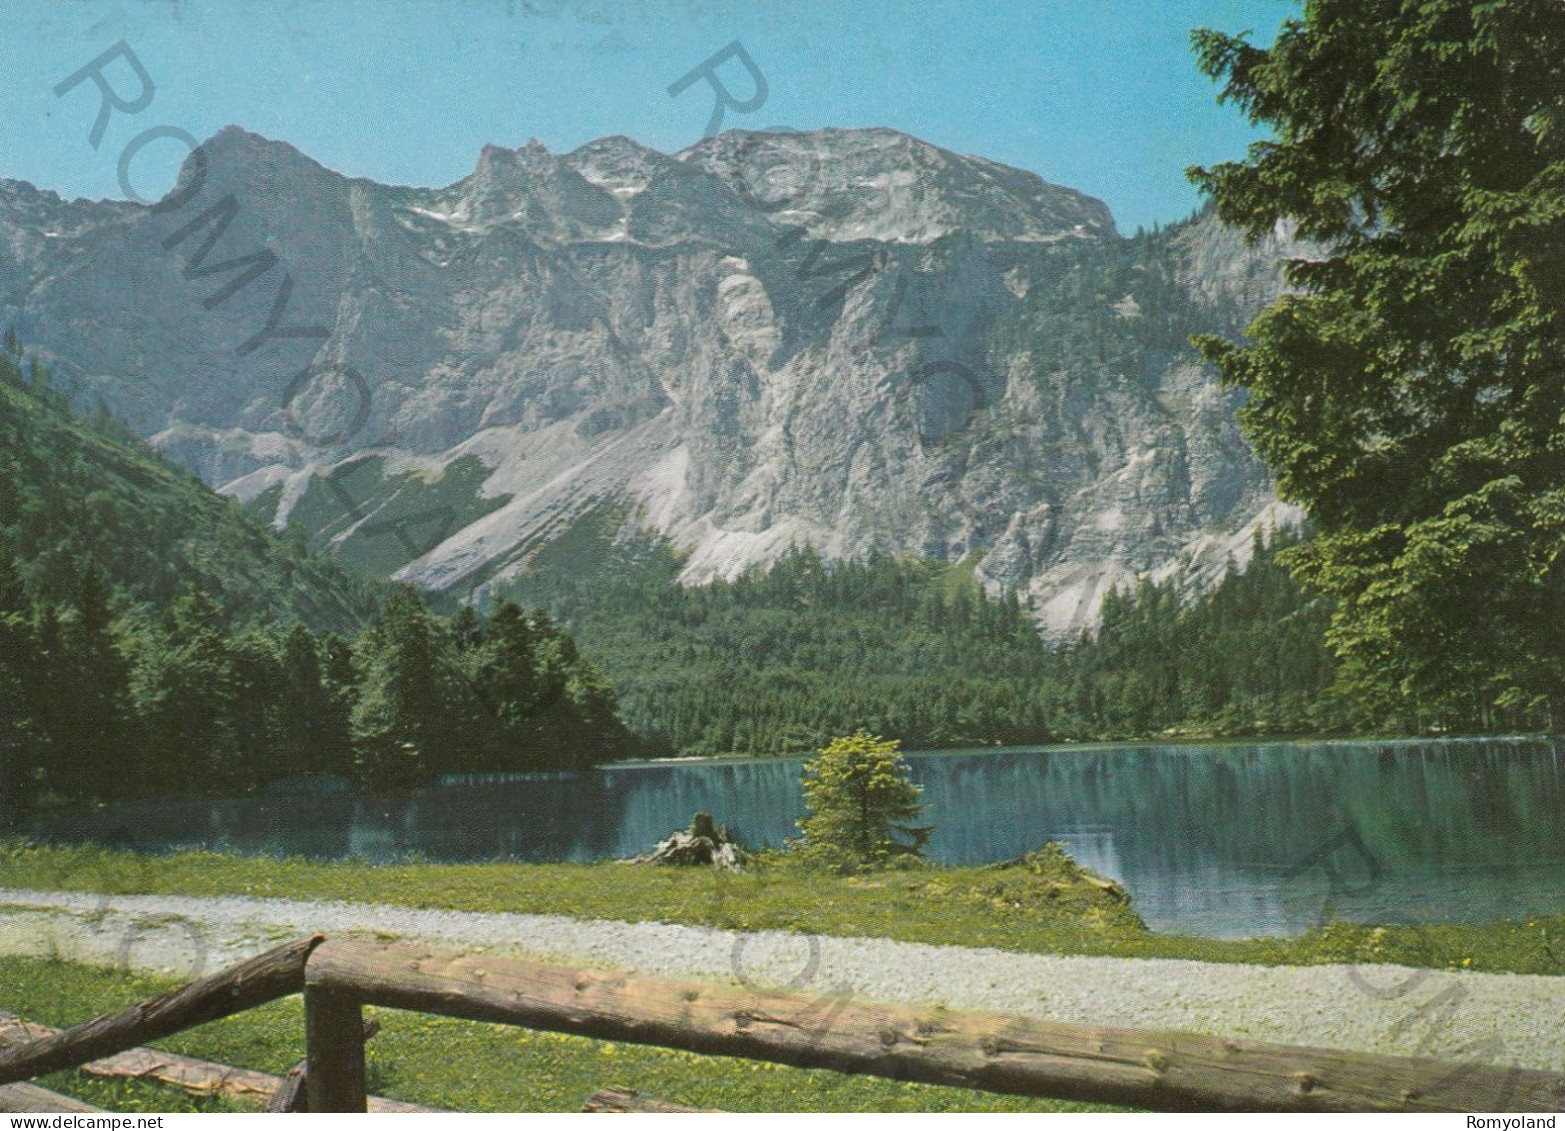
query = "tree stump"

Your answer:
(630, 811), (743, 870)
